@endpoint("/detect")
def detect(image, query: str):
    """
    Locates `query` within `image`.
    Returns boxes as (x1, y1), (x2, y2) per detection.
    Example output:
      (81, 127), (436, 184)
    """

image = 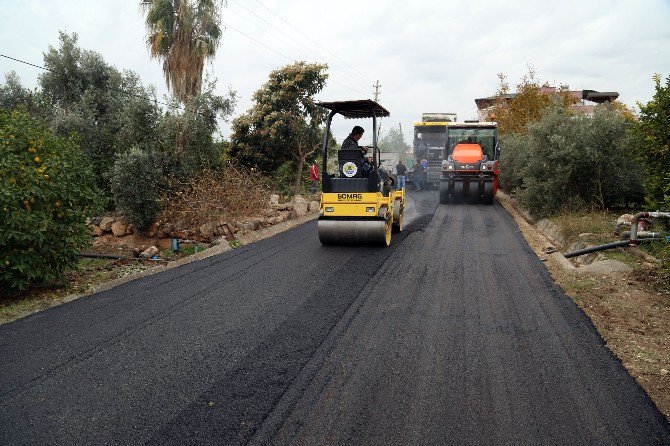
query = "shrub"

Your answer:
(498, 132), (530, 192)
(0, 110), (101, 293)
(108, 147), (163, 232)
(271, 161), (312, 196)
(635, 74), (670, 210)
(506, 105), (644, 218)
